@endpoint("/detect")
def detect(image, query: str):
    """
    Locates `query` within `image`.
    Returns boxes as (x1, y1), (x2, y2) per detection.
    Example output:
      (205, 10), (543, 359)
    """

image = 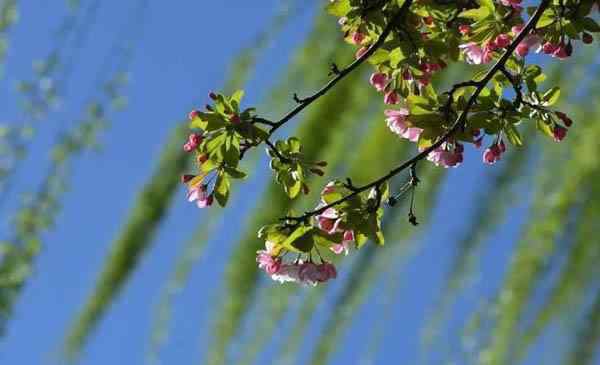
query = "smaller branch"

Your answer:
(265, 139), (291, 163)
(267, 0), (415, 136)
